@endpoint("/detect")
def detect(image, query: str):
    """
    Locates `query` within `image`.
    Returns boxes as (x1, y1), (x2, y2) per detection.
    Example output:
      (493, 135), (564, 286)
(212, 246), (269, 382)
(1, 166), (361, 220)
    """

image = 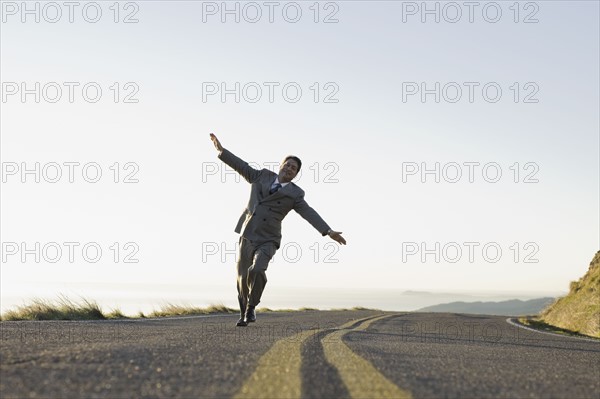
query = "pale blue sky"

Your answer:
(1, 1), (598, 313)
